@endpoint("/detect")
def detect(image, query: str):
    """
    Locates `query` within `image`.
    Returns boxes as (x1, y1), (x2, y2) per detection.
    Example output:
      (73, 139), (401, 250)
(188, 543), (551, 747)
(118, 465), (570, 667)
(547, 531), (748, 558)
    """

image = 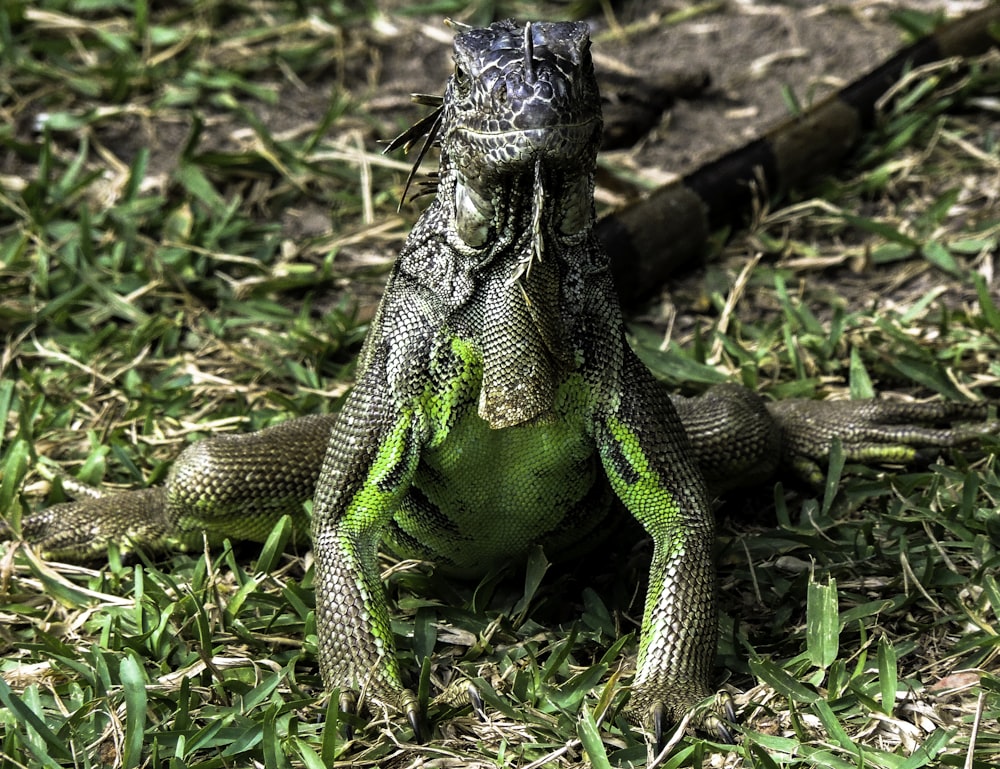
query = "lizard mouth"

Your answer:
(453, 117), (602, 171)
(446, 19), (603, 175)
